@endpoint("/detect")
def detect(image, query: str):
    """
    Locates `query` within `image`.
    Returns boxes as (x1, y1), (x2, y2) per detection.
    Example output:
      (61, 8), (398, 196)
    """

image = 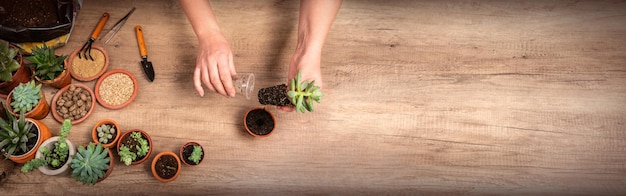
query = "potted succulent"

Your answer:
(94, 69), (139, 109)
(0, 105), (52, 164)
(0, 41), (32, 98)
(21, 119), (75, 175)
(6, 80), (50, 119)
(117, 129), (152, 165)
(50, 83), (96, 124)
(70, 142), (114, 184)
(151, 151), (181, 183)
(243, 107), (276, 138)
(258, 71), (323, 113)
(91, 119), (121, 149)
(66, 45), (109, 81)
(180, 142), (204, 166)
(25, 44), (71, 89)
